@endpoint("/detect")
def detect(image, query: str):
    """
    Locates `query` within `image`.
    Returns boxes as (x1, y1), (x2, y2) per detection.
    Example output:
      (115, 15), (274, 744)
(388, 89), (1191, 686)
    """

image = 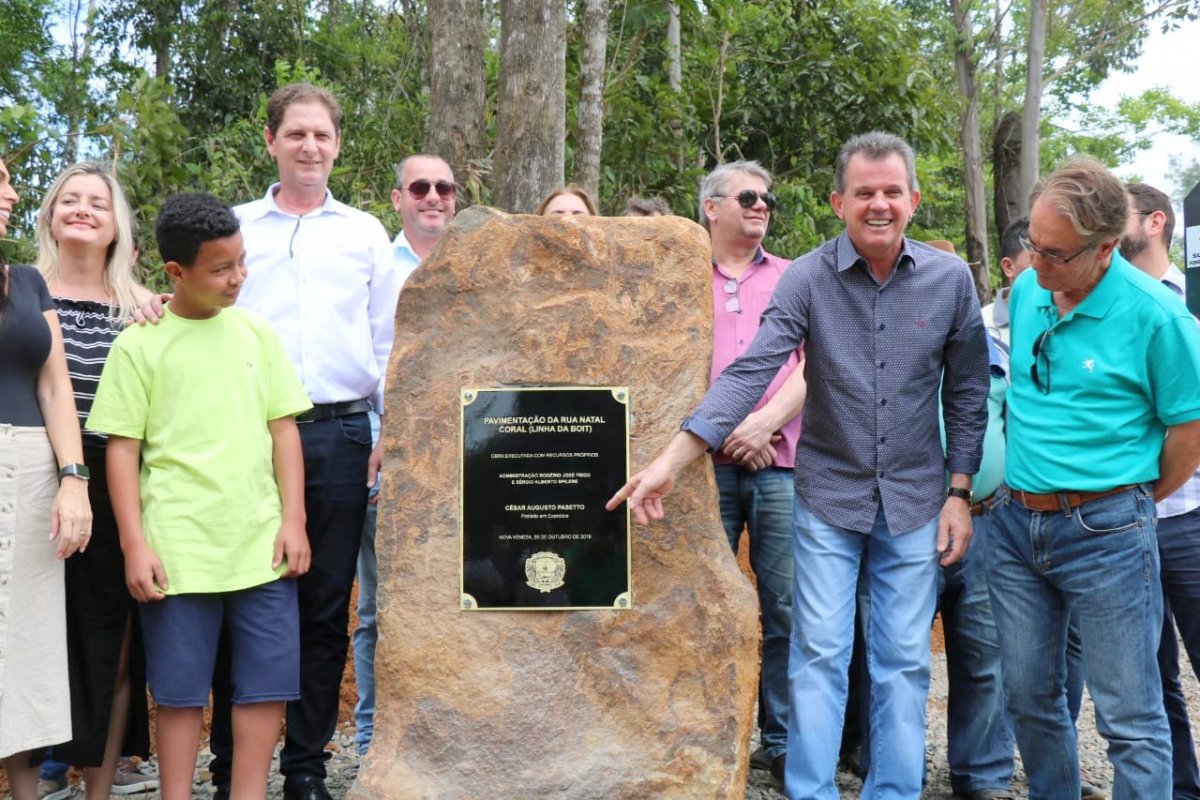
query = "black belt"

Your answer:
(296, 398), (371, 423)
